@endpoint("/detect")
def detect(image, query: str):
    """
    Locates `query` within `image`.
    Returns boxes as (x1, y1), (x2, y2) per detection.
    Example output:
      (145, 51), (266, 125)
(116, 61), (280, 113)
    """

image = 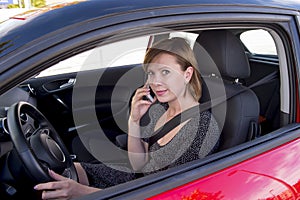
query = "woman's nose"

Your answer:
(148, 78), (162, 86)
(150, 81), (163, 87)
(148, 74), (163, 85)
